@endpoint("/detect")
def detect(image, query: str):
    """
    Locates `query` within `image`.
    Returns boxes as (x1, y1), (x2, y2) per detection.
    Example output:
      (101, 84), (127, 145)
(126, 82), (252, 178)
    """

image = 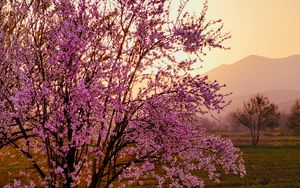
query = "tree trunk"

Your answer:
(64, 148), (76, 187)
(252, 135), (257, 146)
(251, 132), (260, 146)
(88, 175), (99, 188)
(251, 128), (257, 146)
